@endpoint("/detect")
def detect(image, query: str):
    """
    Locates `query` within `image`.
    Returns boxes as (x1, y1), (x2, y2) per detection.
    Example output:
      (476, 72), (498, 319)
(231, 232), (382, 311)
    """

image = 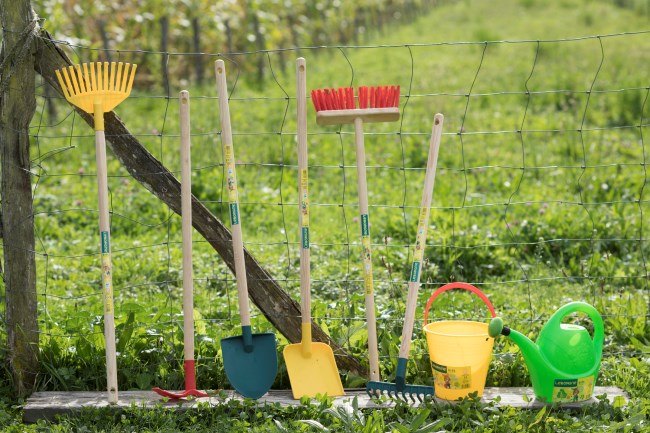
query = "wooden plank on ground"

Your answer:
(24, 387), (628, 423)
